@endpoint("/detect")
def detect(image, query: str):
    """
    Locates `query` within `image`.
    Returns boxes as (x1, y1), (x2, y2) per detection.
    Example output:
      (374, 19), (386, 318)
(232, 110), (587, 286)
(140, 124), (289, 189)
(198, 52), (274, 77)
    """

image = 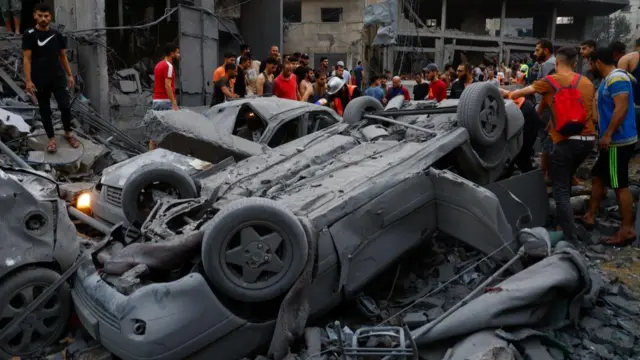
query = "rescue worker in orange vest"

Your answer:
(326, 76), (361, 116)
